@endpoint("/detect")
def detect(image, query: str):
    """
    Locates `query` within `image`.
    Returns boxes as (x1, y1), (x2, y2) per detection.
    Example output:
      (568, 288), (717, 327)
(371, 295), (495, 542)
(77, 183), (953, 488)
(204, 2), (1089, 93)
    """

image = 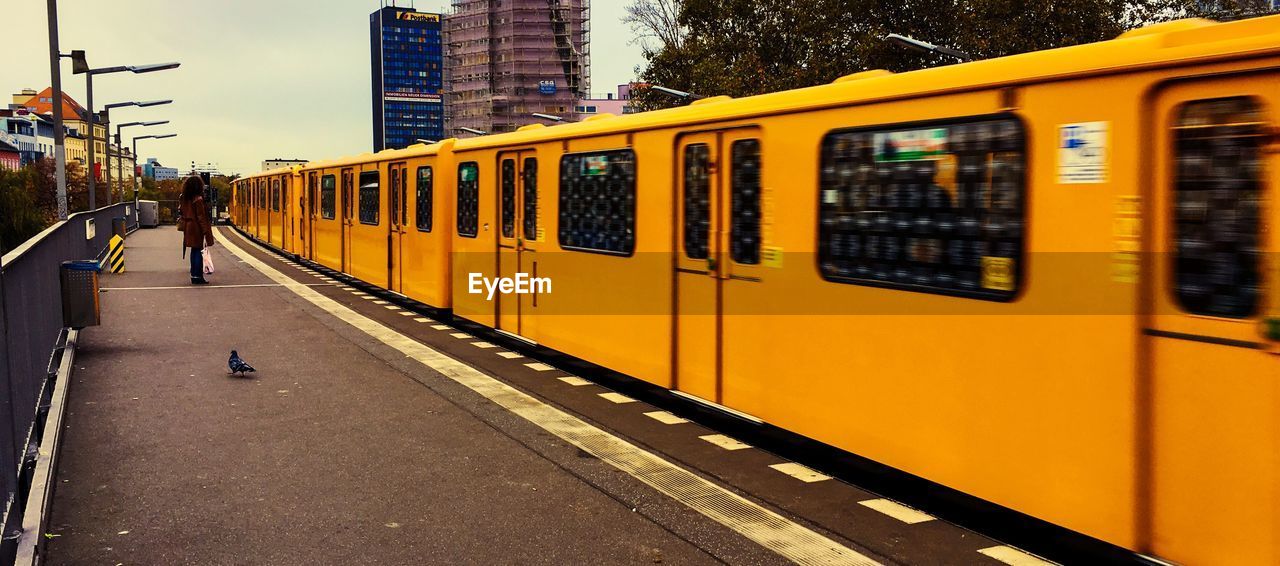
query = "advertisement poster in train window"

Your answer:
(870, 127), (958, 190)
(581, 155), (610, 176)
